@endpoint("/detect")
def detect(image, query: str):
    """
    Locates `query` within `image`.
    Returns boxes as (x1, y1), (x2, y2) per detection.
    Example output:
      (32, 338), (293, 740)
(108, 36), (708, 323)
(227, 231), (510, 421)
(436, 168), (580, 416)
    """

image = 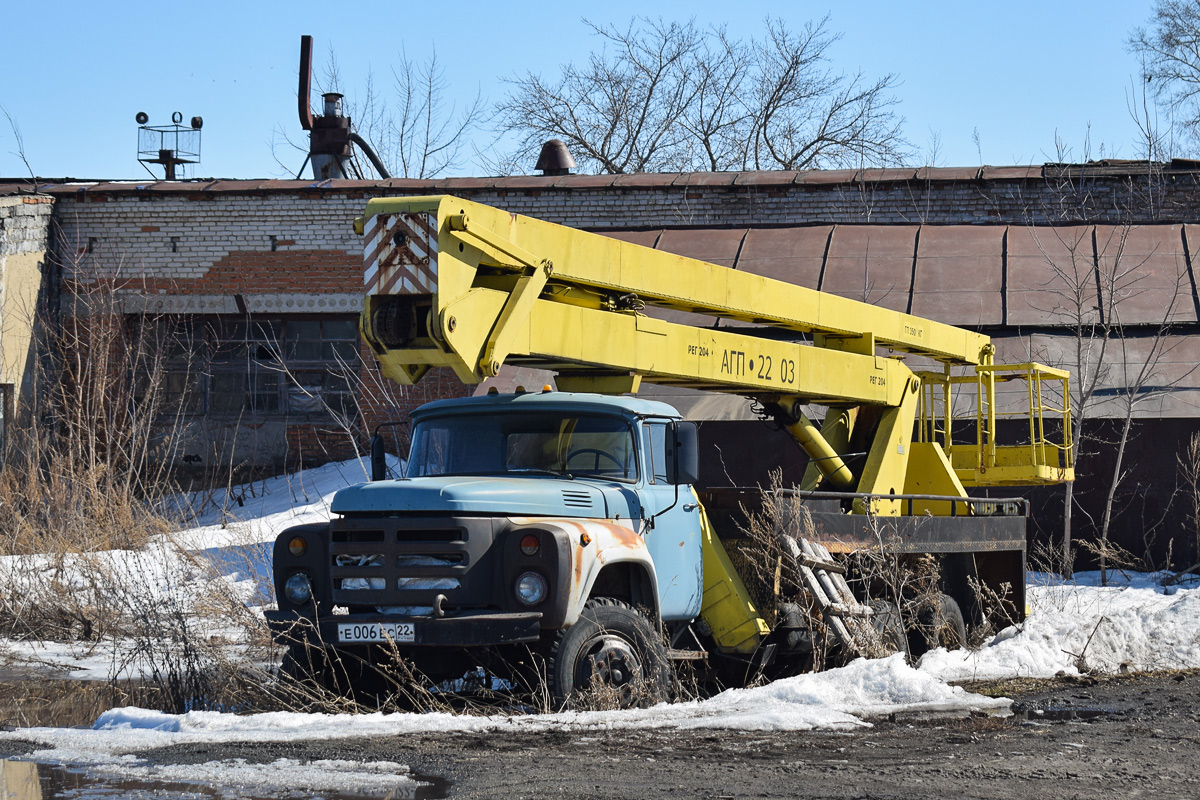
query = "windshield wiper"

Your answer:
(415, 469), (577, 479)
(506, 468), (575, 479)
